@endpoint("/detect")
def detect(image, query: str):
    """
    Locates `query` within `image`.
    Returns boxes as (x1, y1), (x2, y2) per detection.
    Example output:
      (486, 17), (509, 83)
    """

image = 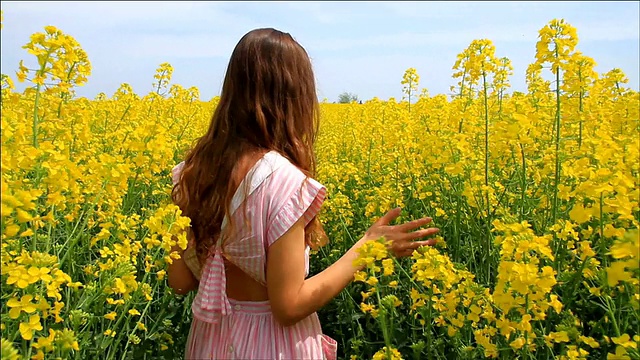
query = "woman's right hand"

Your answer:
(361, 207), (439, 258)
